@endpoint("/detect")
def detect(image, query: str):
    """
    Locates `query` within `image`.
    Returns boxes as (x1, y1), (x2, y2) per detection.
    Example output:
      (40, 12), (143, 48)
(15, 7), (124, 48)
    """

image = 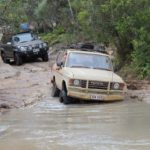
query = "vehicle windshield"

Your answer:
(13, 33), (38, 43)
(66, 52), (113, 71)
